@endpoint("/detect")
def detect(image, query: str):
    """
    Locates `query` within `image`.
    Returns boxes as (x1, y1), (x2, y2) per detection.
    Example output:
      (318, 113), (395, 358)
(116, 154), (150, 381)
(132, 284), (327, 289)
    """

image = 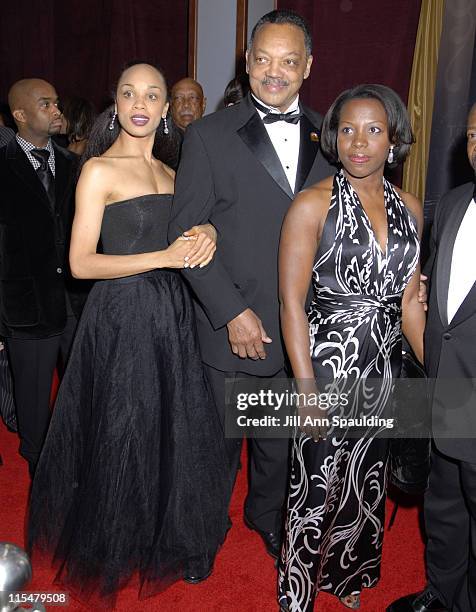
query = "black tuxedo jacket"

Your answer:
(169, 94), (334, 375)
(424, 181), (476, 462)
(0, 138), (87, 338)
